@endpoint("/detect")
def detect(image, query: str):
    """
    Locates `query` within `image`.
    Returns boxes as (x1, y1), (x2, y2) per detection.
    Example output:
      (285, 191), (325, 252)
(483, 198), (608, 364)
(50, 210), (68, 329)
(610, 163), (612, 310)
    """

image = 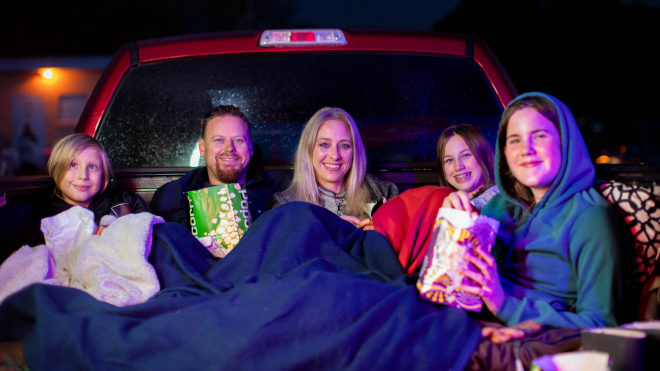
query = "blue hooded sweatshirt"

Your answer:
(482, 92), (624, 328)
